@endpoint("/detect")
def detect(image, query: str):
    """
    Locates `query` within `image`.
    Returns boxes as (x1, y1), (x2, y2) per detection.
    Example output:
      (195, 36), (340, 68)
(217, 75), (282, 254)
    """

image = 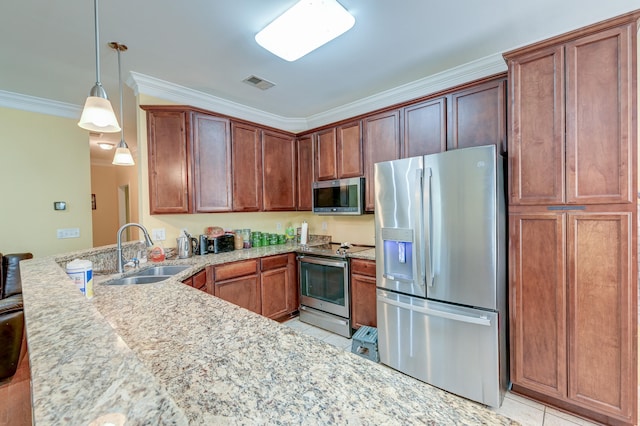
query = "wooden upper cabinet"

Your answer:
(314, 121), (363, 181)
(507, 21), (635, 206)
(191, 113), (232, 212)
(508, 46), (566, 205)
(336, 121), (363, 178)
(363, 109), (401, 211)
(448, 78), (507, 153)
(262, 130), (296, 211)
(296, 135), (313, 211)
(231, 121), (263, 212)
(315, 128), (338, 181)
(565, 25), (634, 205)
(145, 109), (190, 214)
(403, 97), (447, 157)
